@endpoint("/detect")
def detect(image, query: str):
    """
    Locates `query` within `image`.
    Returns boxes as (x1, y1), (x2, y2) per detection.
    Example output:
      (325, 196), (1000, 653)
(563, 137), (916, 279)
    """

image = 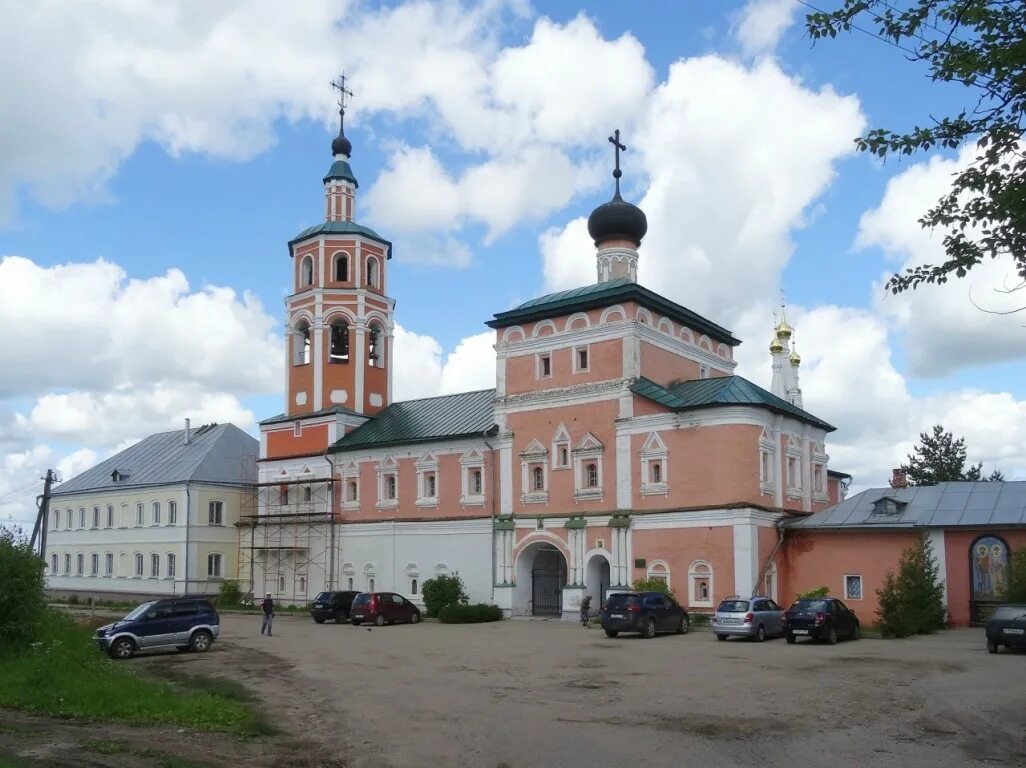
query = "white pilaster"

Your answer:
(926, 528), (948, 609)
(313, 323), (324, 411)
(732, 513), (759, 598)
(499, 439), (513, 515)
(616, 428), (631, 509)
(353, 322), (366, 414)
